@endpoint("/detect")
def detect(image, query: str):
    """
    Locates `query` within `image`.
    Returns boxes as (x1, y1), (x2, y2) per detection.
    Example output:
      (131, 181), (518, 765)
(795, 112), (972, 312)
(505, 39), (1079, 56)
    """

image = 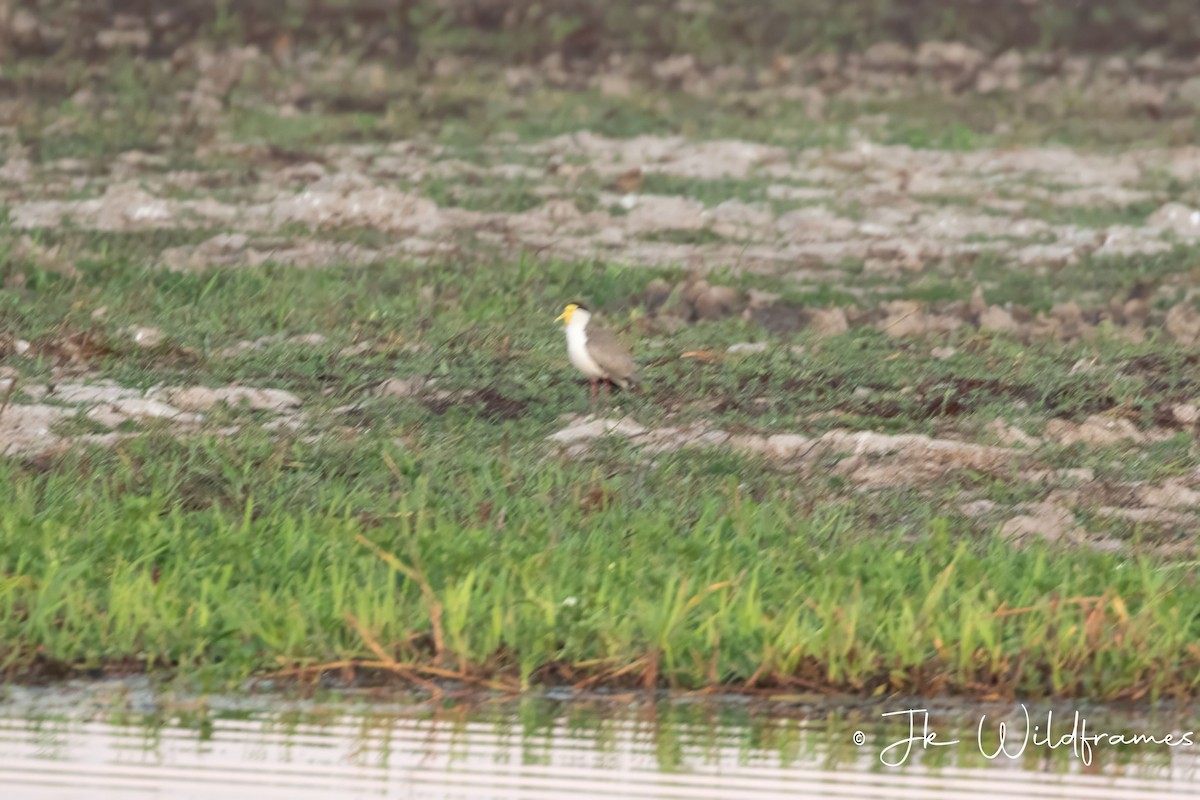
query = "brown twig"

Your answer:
(992, 595), (1104, 617)
(355, 533), (446, 664)
(345, 612), (397, 665)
